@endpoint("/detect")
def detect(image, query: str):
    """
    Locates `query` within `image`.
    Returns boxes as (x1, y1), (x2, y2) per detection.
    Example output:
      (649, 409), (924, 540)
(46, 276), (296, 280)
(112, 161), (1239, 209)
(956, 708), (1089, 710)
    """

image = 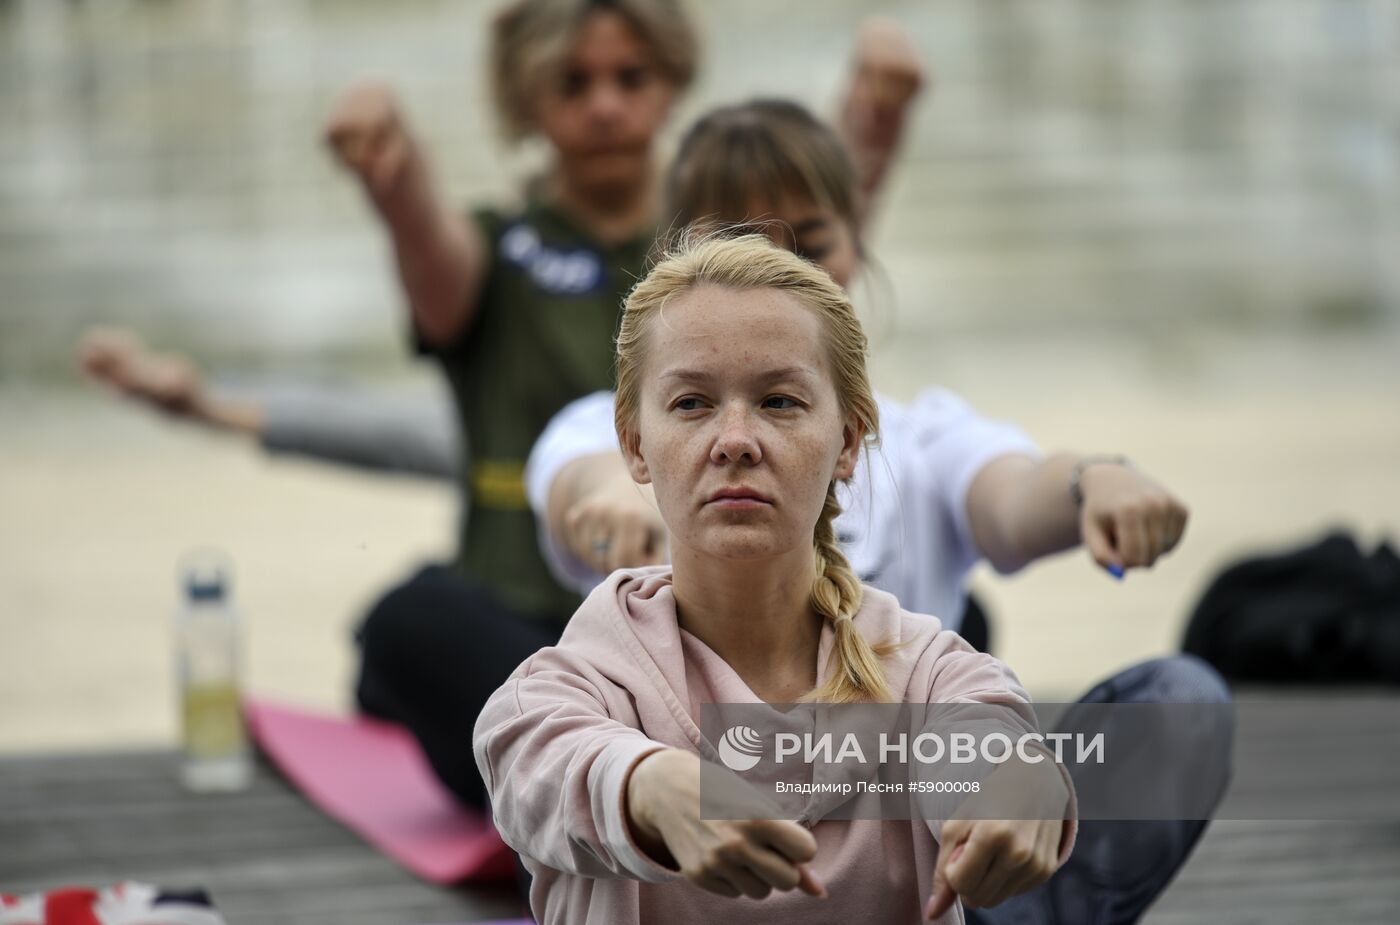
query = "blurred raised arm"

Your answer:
(838, 16), (928, 224)
(325, 79), (488, 347)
